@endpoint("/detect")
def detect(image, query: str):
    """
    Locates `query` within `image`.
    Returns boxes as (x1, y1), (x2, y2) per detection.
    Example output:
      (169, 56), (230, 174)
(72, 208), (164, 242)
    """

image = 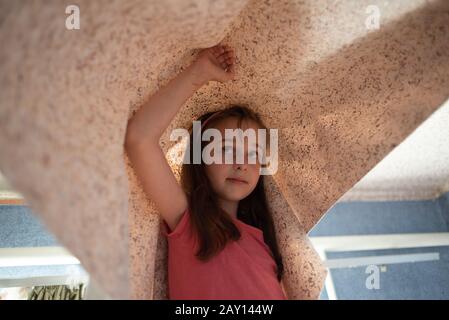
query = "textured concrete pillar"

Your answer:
(0, 0), (448, 299)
